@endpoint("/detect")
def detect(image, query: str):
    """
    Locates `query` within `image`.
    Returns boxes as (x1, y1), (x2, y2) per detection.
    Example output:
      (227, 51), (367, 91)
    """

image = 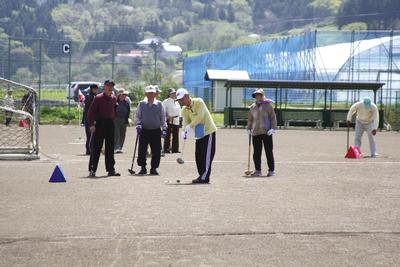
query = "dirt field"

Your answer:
(1, 125), (399, 266)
